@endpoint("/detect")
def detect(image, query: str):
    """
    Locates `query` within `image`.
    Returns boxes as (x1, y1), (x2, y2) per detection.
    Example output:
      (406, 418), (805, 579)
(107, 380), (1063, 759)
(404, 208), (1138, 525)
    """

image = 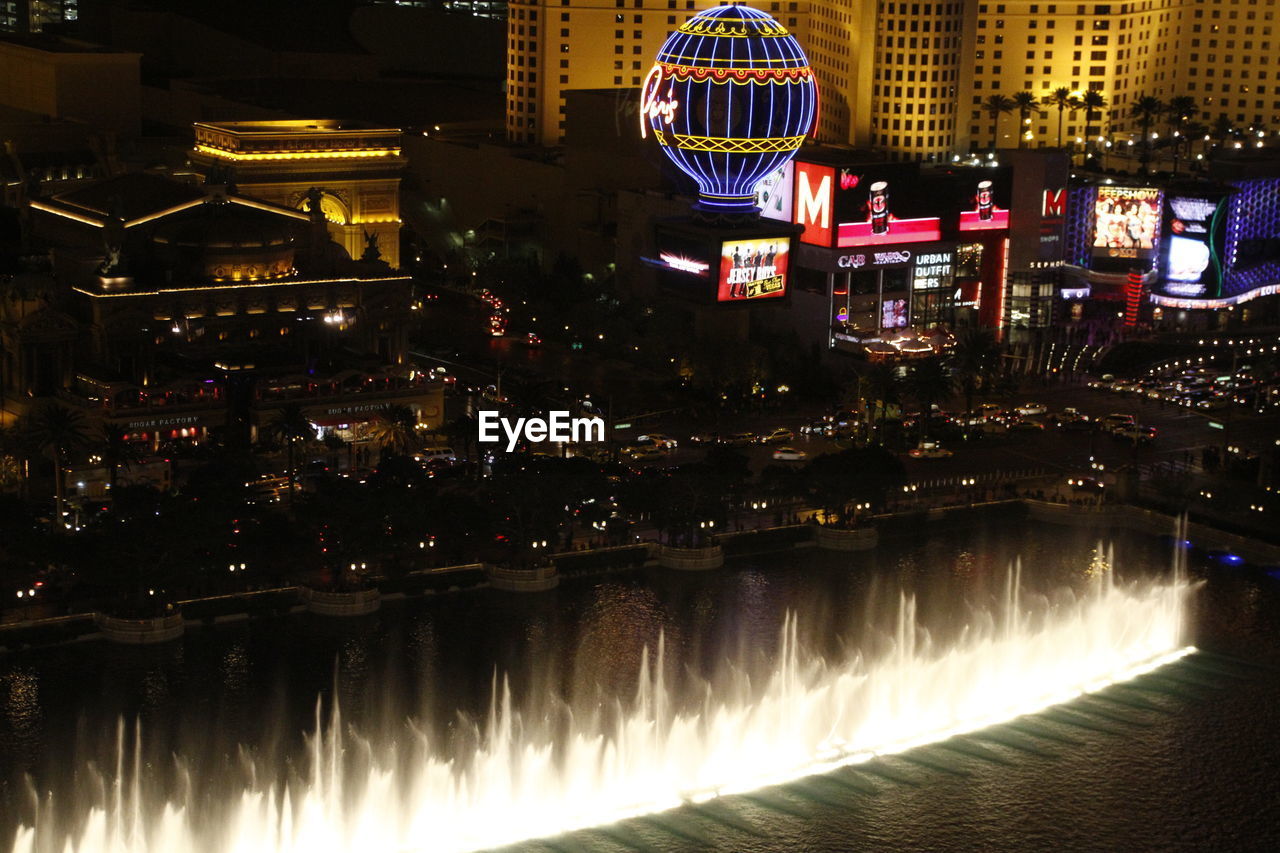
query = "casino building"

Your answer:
(6, 168), (440, 449)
